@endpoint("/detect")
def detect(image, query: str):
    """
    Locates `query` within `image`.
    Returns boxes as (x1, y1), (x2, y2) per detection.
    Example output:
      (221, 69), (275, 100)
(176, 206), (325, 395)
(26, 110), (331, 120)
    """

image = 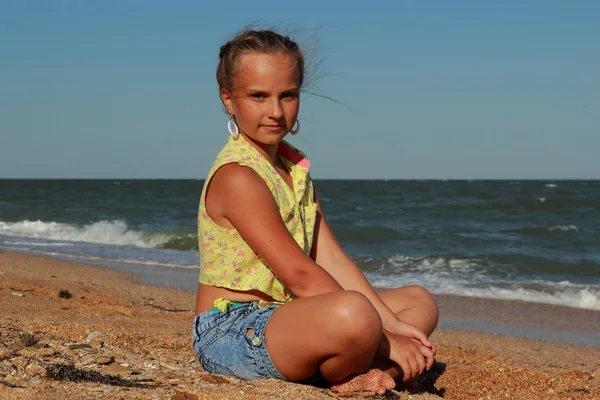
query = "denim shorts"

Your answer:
(192, 301), (287, 381)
